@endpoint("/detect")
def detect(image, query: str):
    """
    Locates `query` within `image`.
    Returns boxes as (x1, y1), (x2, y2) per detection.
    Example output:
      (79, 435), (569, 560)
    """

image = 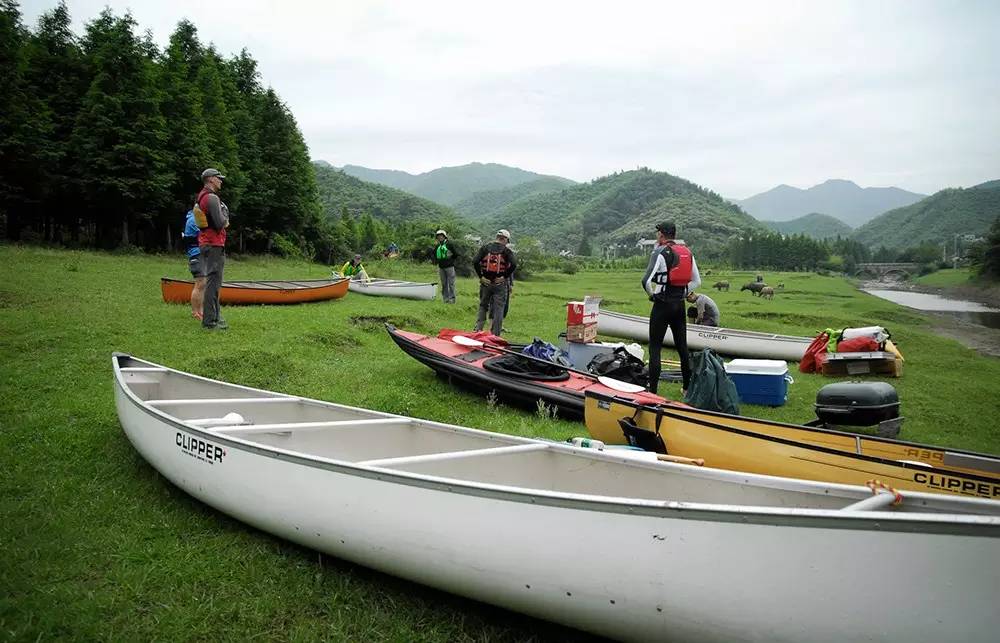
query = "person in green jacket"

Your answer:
(434, 230), (457, 304)
(340, 254), (369, 281)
